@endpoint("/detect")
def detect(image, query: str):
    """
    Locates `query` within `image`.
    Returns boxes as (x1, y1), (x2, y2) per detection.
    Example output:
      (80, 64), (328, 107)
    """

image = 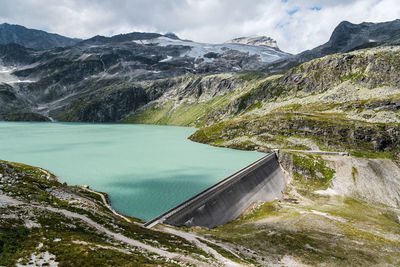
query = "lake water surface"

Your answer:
(0, 122), (264, 221)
